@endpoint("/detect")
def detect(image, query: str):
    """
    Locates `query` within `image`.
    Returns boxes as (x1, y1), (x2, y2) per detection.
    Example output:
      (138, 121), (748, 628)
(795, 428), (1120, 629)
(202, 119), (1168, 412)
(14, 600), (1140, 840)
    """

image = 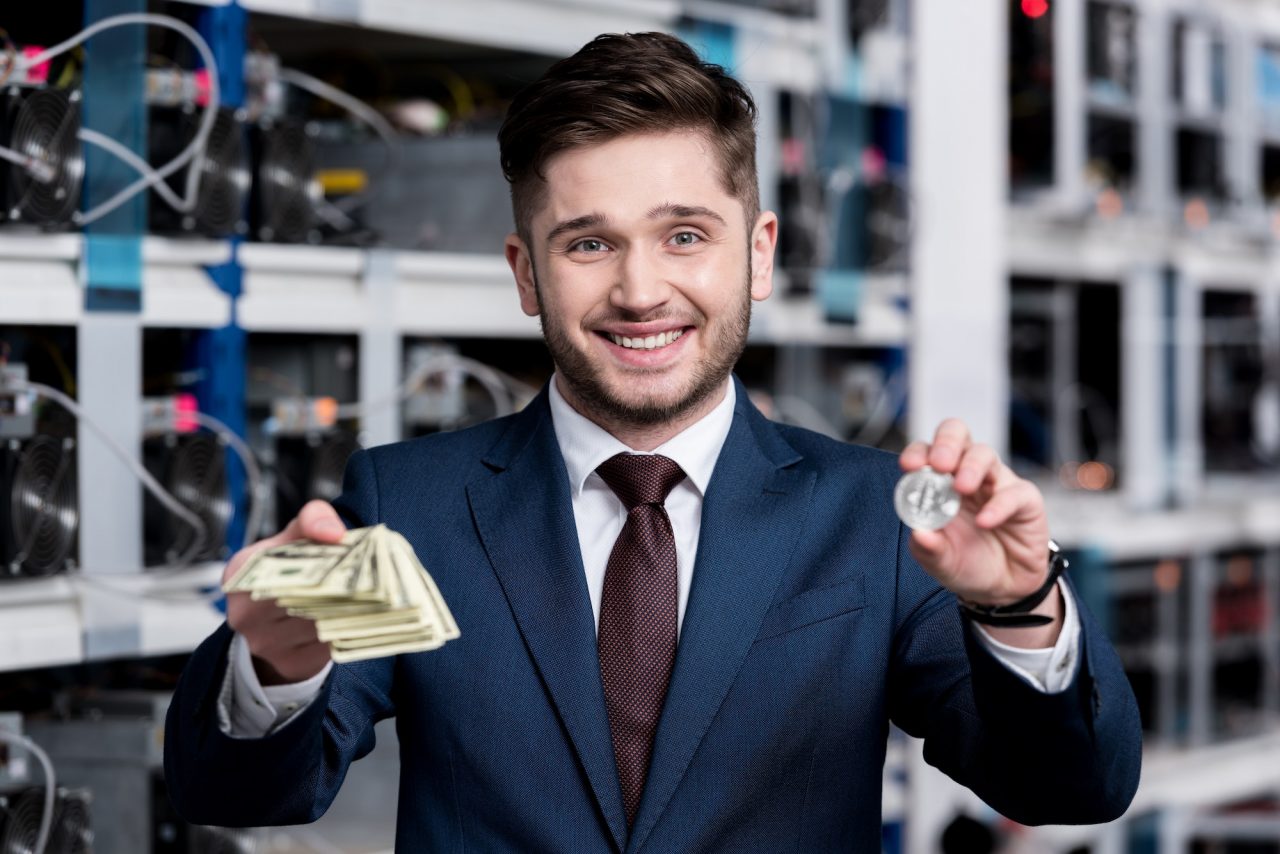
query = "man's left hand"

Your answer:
(899, 418), (1052, 611)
